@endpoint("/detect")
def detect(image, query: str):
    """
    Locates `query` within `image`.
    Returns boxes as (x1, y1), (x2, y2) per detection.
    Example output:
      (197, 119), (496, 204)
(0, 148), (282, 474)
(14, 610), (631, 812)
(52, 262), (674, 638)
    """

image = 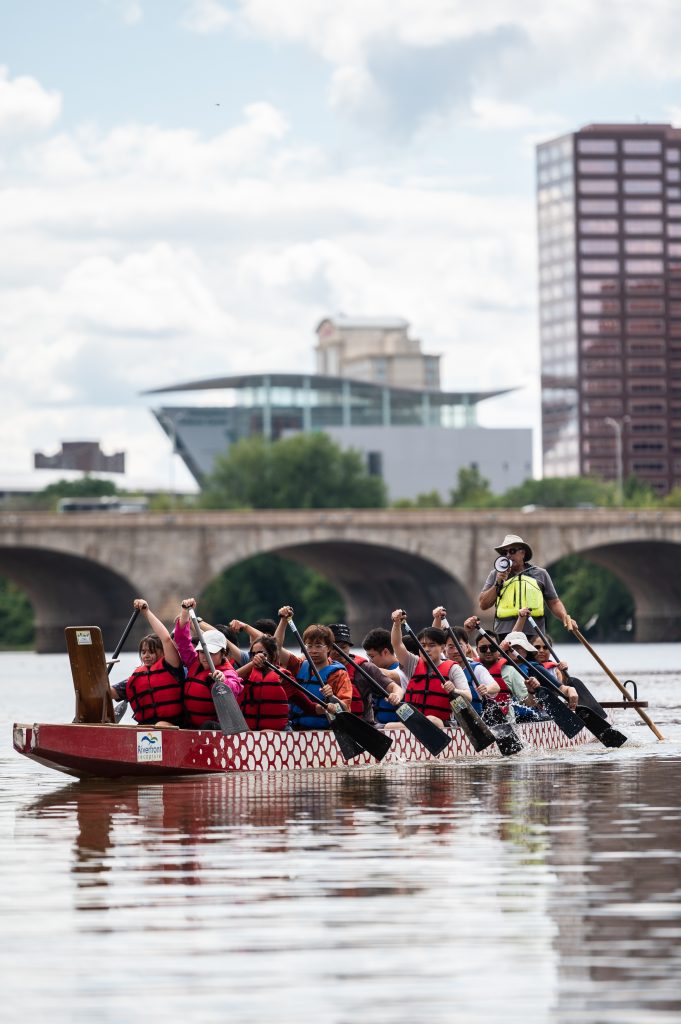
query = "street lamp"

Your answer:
(604, 416), (629, 505)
